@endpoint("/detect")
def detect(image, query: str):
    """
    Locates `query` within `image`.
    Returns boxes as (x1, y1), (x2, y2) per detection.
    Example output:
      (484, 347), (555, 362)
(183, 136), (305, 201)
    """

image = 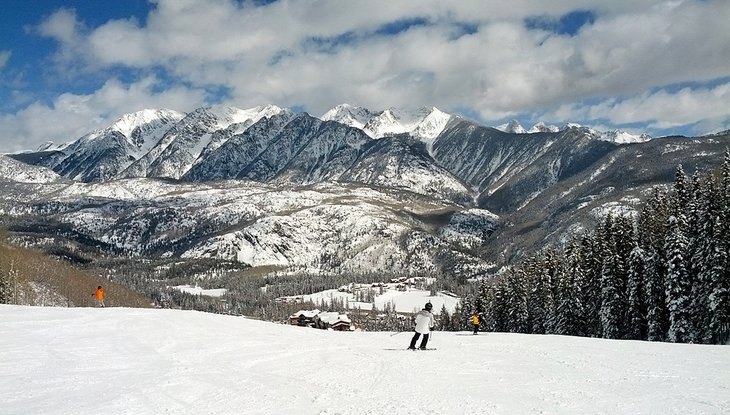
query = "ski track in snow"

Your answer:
(1, 305), (729, 415)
